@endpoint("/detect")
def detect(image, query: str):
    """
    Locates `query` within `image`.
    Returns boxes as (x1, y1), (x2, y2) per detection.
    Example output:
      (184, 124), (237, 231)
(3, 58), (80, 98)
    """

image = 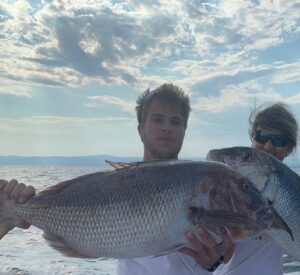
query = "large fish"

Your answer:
(0, 159), (289, 259)
(207, 146), (300, 260)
